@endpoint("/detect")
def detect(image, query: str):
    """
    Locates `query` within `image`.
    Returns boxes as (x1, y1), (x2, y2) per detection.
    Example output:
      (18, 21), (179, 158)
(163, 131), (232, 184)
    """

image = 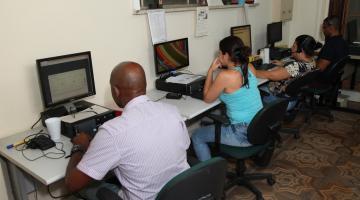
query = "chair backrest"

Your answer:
(247, 99), (288, 145)
(156, 157), (227, 200)
(285, 69), (320, 97)
(319, 55), (349, 84)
